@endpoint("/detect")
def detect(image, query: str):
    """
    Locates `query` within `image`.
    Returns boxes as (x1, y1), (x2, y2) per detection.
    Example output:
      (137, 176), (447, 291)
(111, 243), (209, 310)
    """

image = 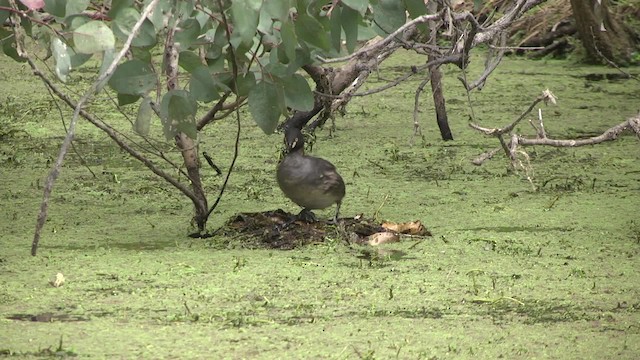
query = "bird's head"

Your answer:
(283, 127), (304, 153)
